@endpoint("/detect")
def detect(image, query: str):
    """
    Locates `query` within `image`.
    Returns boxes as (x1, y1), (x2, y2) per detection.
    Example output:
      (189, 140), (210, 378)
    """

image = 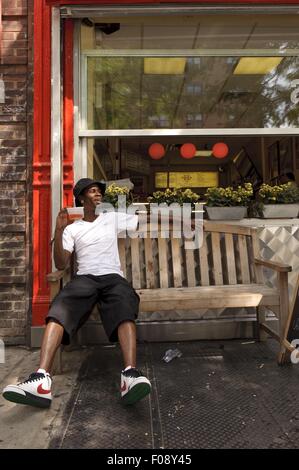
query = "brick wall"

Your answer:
(0, 0), (32, 344)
